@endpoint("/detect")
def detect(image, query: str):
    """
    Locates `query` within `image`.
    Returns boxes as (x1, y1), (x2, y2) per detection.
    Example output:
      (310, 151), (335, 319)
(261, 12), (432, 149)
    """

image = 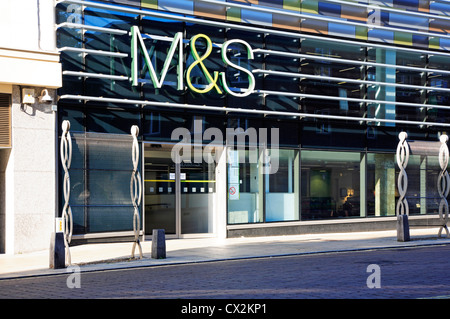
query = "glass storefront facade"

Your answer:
(55, 0), (450, 238)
